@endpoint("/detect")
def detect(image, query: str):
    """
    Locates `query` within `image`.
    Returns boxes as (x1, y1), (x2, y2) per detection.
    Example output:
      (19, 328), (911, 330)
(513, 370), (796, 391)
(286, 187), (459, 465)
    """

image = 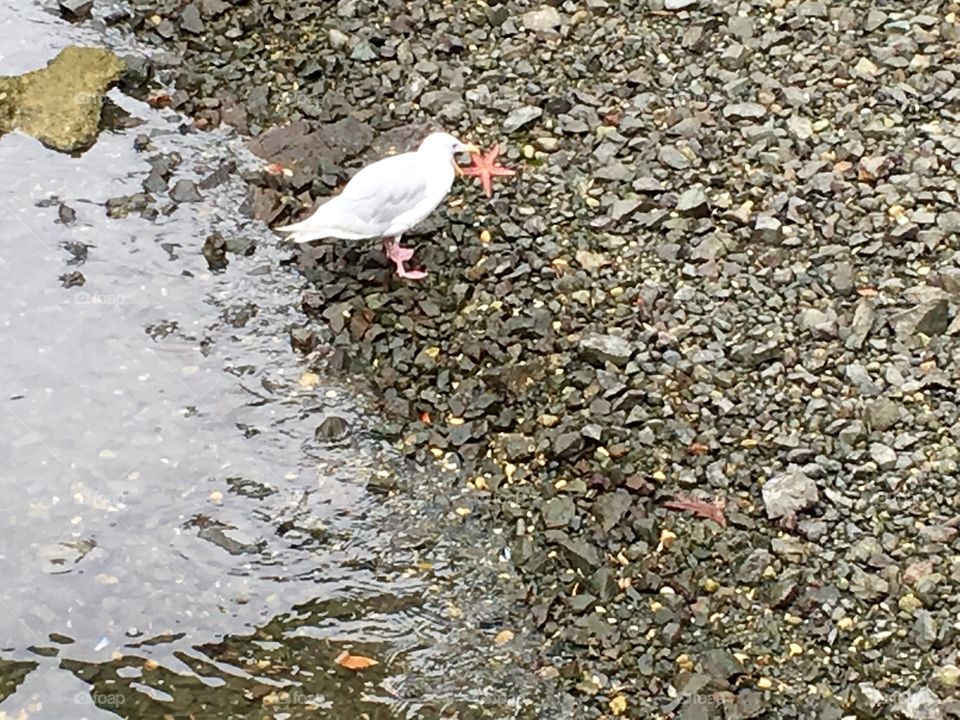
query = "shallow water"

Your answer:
(0, 3), (554, 718)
